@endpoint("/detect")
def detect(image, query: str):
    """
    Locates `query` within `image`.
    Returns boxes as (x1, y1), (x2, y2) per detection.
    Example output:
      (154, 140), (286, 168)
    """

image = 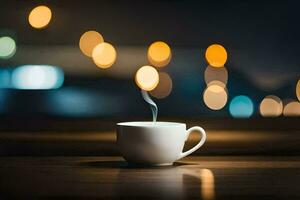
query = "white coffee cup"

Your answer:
(117, 121), (206, 166)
